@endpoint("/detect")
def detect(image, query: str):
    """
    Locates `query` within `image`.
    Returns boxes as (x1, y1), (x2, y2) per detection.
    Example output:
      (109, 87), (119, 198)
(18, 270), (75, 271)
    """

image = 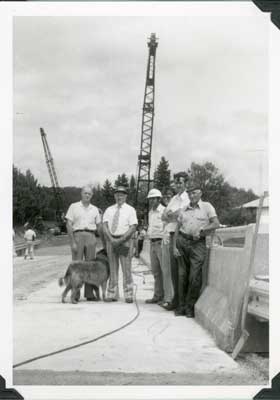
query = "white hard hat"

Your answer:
(147, 188), (162, 198)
